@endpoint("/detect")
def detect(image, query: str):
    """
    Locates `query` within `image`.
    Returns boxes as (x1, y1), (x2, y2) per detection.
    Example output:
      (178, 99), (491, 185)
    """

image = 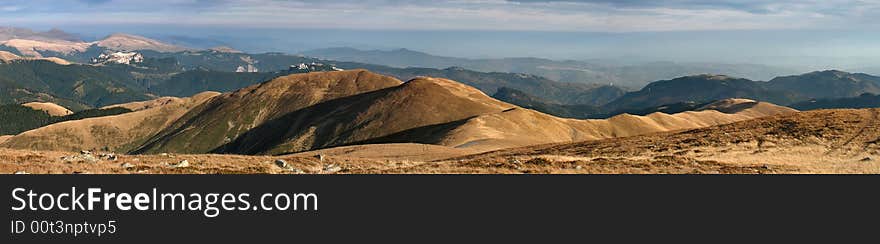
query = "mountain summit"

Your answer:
(96, 33), (187, 52)
(766, 70), (880, 99)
